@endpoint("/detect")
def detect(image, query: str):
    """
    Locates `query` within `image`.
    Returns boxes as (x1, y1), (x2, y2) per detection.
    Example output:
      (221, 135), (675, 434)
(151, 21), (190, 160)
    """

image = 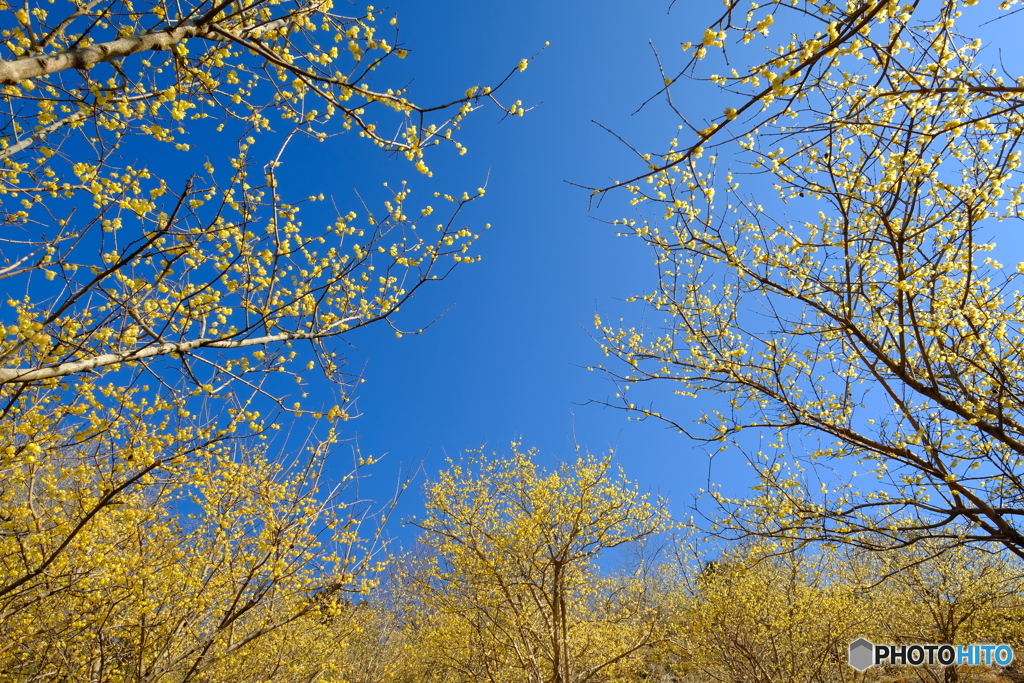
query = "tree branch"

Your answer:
(0, 15), (294, 84)
(0, 319), (359, 384)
